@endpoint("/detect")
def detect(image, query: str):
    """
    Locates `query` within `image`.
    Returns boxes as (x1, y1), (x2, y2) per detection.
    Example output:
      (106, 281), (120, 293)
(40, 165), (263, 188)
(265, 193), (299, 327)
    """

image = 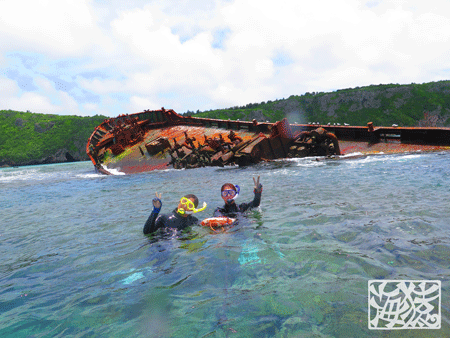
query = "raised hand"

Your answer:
(253, 175), (262, 193)
(152, 192), (162, 209)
